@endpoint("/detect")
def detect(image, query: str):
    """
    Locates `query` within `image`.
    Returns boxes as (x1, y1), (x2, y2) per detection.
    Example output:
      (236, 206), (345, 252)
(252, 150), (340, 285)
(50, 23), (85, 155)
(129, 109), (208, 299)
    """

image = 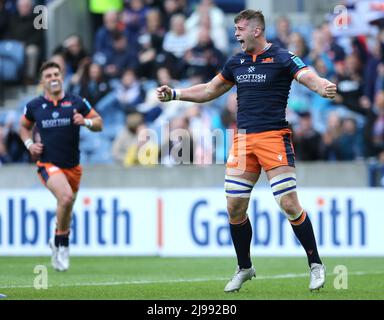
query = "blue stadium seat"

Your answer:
(0, 40), (25, 82)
